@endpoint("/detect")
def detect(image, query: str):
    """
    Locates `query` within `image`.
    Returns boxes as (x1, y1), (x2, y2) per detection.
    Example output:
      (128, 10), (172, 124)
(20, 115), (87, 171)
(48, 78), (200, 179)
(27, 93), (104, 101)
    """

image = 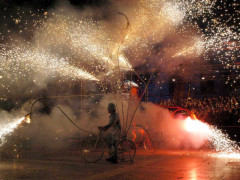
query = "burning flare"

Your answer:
(183, 116), (240, 159)
(0, 114), (31, 146)
(0, 117), (25, 146)
(24, 114), (31, 124)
